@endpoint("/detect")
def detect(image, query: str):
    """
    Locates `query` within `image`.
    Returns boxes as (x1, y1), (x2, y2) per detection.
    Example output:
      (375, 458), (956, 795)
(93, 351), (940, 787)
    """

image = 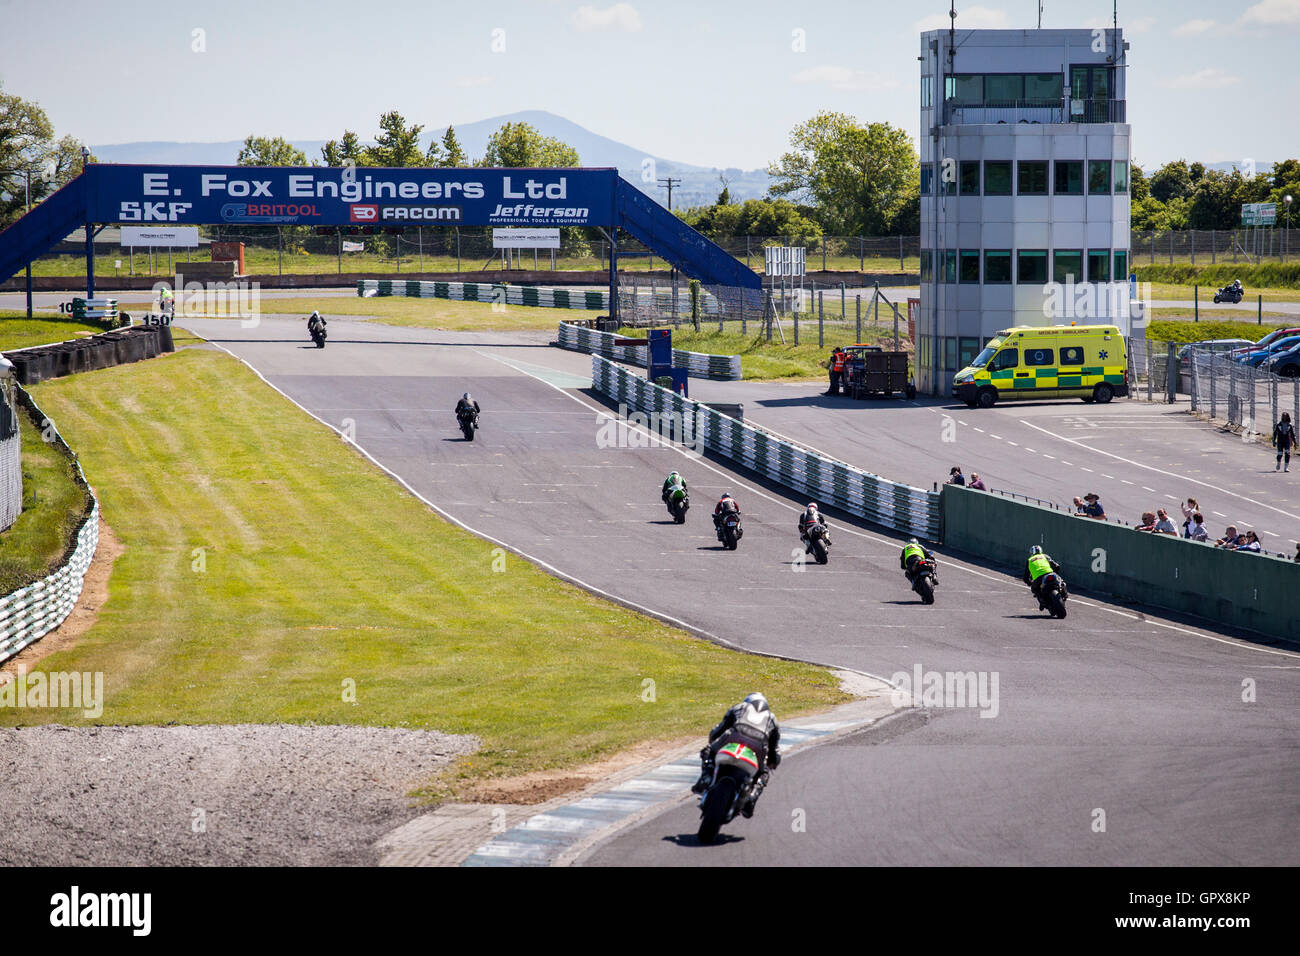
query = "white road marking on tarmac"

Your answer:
(1019, 418), (1300, 523)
